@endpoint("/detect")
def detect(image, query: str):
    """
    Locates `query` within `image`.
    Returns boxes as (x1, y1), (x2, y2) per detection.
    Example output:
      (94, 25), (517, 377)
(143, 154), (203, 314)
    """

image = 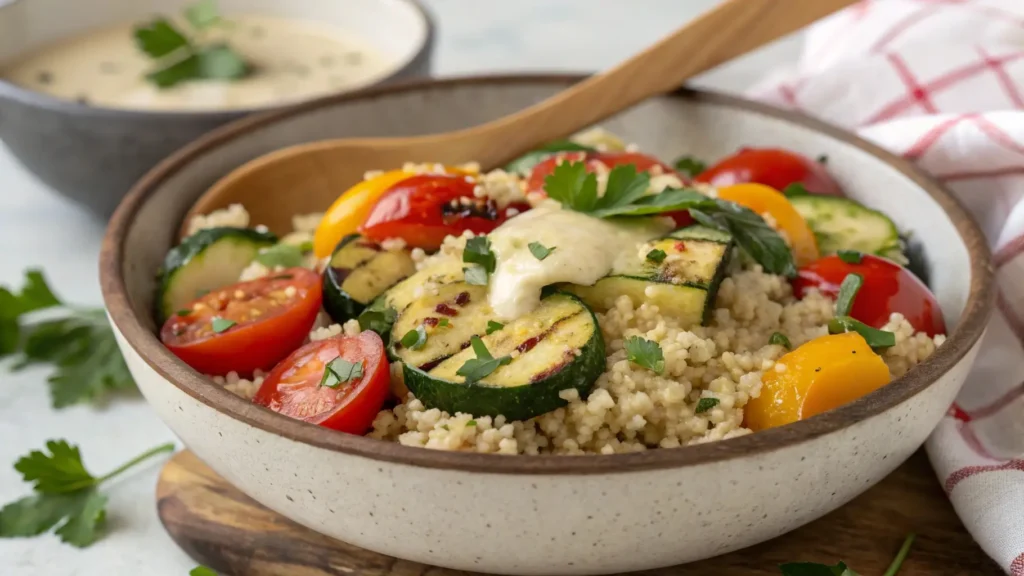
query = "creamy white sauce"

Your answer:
(487, 205), (672, 320)
(2, 15), (393, 111)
